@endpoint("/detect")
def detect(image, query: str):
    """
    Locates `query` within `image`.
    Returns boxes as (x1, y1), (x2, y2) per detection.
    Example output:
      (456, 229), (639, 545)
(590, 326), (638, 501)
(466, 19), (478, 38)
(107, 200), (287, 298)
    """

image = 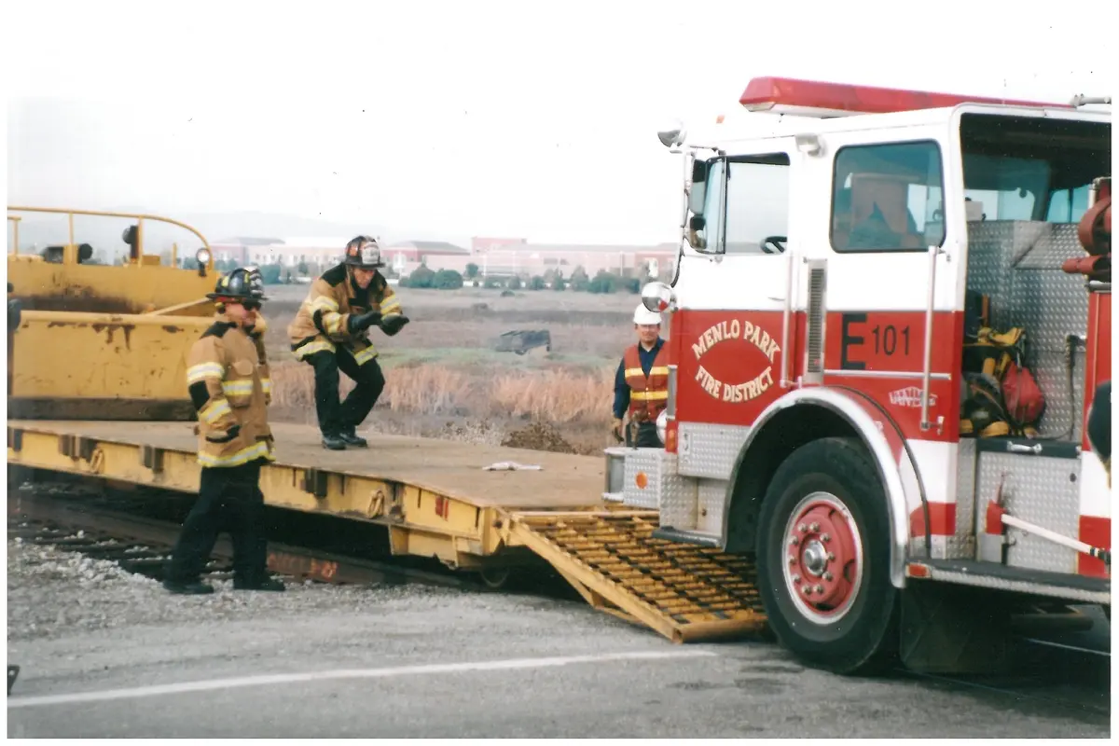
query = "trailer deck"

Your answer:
(6, 419), (768, 644)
